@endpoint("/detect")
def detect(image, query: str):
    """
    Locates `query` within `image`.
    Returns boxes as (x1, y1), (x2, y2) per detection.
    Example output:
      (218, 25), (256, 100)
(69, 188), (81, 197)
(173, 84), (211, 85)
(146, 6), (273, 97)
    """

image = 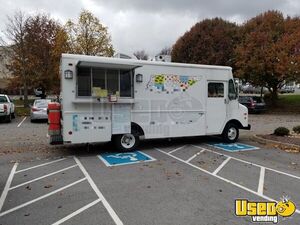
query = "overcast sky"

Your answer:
(0, 0), (299, 57)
